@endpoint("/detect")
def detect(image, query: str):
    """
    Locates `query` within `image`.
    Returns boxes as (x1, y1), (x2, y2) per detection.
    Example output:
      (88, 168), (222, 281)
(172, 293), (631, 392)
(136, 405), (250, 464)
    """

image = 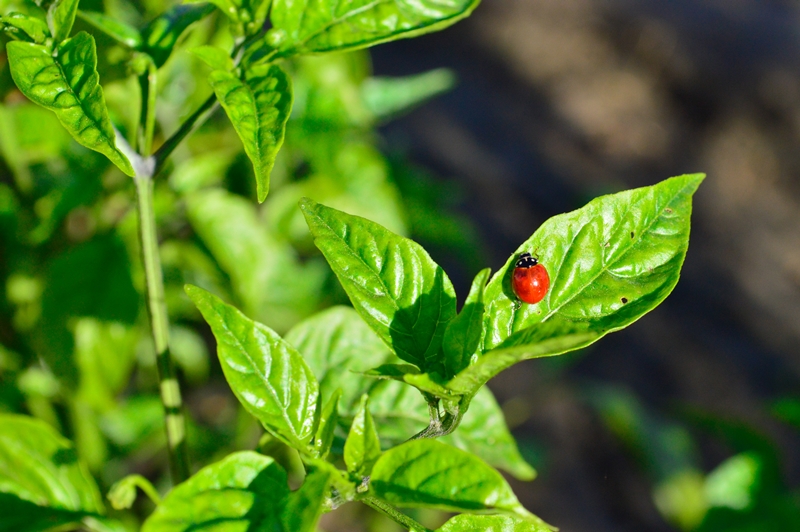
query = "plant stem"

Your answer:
(137, 59), (157, 157)
(134, 172), (190, 484)
(361, 497), (432, 532)
(152, 94), (218, 175)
